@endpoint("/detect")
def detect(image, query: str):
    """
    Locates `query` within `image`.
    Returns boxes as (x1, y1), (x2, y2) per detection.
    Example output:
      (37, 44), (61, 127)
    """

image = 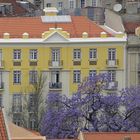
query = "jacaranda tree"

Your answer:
(41, 73), (140, 138)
